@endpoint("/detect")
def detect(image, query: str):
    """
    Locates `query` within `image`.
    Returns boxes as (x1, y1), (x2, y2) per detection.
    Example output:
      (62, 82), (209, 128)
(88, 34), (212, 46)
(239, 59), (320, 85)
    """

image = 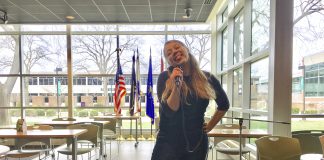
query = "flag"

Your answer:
(146, 48), (155, 124)
(129, 51), (136, 116)
(135, 48), (141, 113)
(114, 36), (126, 115)
(160, 50), (164, 73)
